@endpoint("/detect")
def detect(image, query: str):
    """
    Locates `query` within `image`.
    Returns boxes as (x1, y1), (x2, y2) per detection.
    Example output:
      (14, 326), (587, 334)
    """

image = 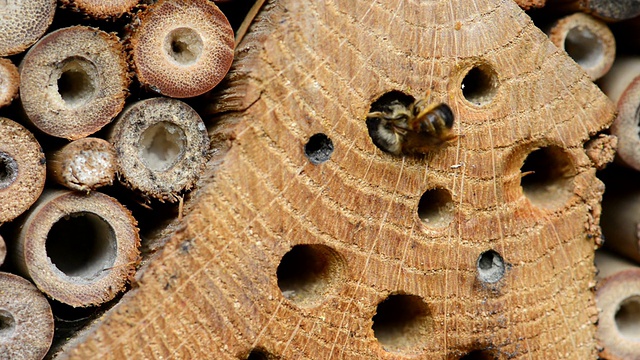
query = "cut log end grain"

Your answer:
(60, 0), (138, 19)
(20, 26), (130, 140)
(109, 97), (209, 203)
(0, 272), (54, 360)
(13, 190), (140, 308)
(130, 0), (234, 98)
(0, 0), (56, 56)
(0, 118), (46, 224)
(0, 58), (19, 108)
